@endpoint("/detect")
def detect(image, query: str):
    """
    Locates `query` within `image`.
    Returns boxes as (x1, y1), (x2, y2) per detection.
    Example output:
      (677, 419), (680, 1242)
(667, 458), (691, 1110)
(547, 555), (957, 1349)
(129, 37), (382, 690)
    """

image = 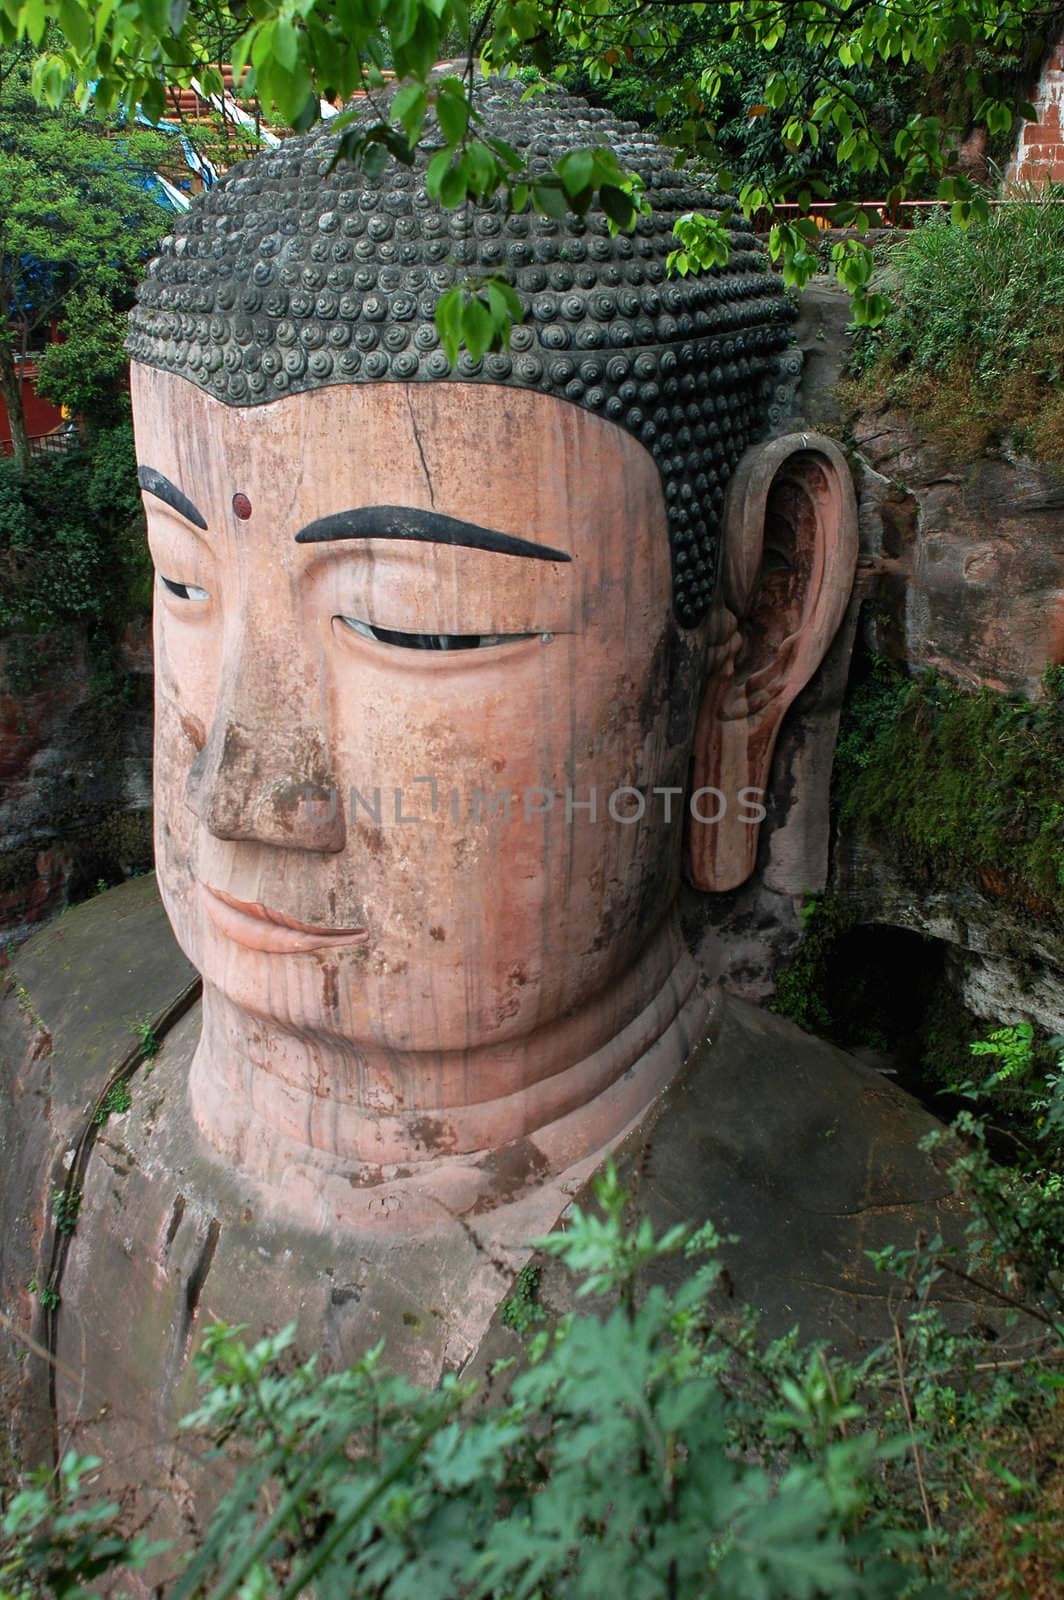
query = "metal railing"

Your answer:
(0, 426), (80, 459)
